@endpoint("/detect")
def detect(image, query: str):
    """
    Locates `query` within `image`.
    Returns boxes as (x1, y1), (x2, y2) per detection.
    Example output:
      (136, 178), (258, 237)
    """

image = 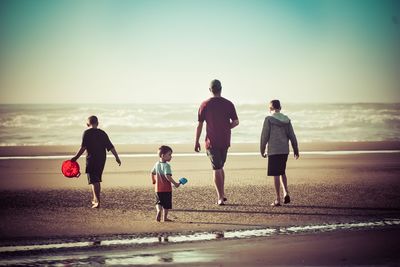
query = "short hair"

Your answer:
(270, 100), (281, 110)
(88, 115), (98, 125)
(158, 145), (173, 157)
(210, 79), (222, 94)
